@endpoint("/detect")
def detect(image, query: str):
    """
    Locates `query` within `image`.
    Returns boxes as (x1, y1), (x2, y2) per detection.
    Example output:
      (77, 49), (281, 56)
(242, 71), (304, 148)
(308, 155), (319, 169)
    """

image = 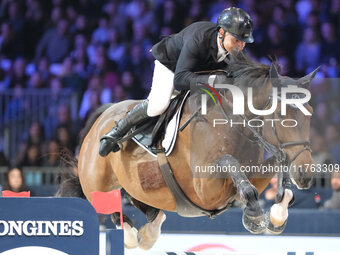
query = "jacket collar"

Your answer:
(210, 31), (219, 62)
(216, 35), (229, 62)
